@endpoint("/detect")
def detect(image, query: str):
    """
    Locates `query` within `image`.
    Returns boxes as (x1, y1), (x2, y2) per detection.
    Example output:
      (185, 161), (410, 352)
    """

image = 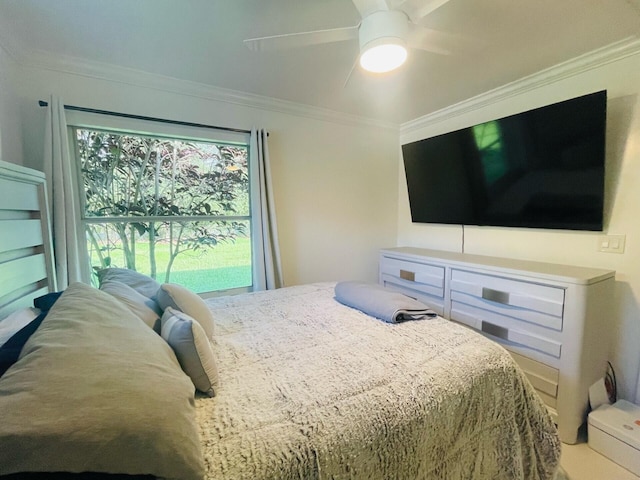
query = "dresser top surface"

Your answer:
(382, 247), (615, 285)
